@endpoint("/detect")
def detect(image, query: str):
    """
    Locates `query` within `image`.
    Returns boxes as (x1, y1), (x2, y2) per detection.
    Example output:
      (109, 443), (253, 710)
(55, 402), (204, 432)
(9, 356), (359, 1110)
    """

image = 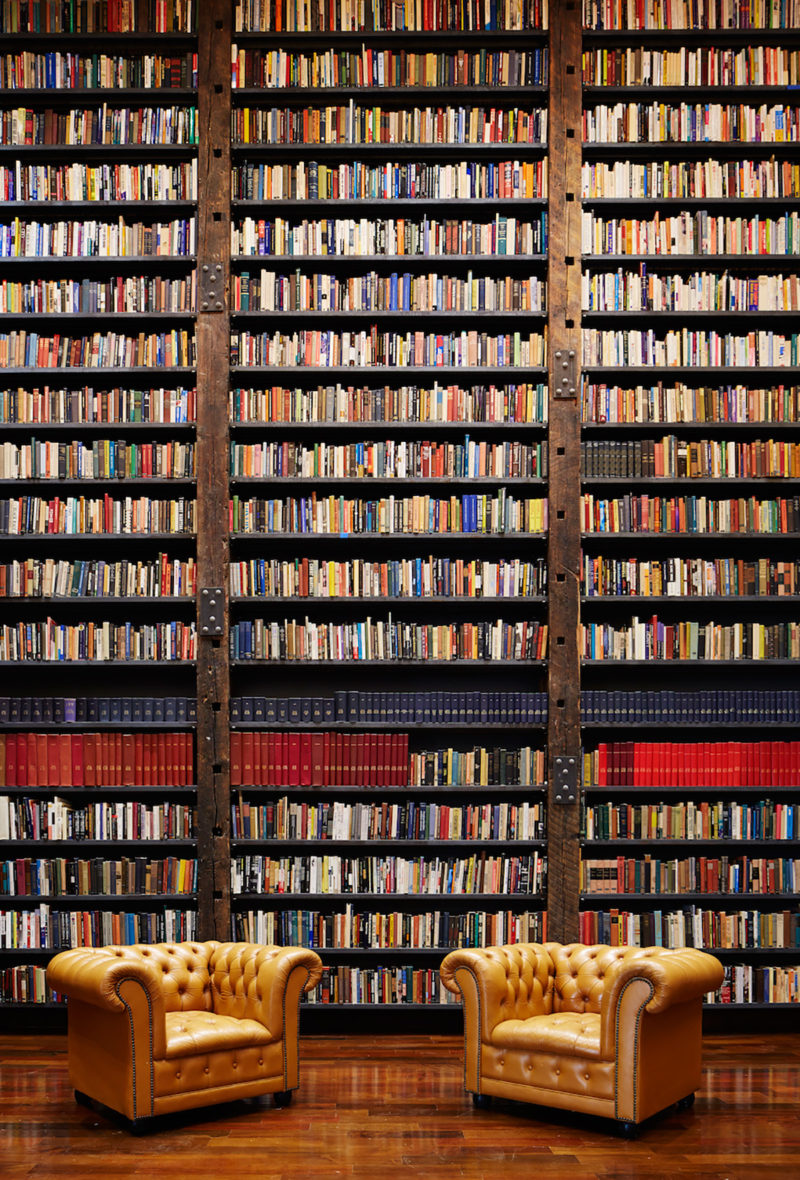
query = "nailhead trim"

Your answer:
(114, 975), (155, 1121)
(613, 977), (654, 1125)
